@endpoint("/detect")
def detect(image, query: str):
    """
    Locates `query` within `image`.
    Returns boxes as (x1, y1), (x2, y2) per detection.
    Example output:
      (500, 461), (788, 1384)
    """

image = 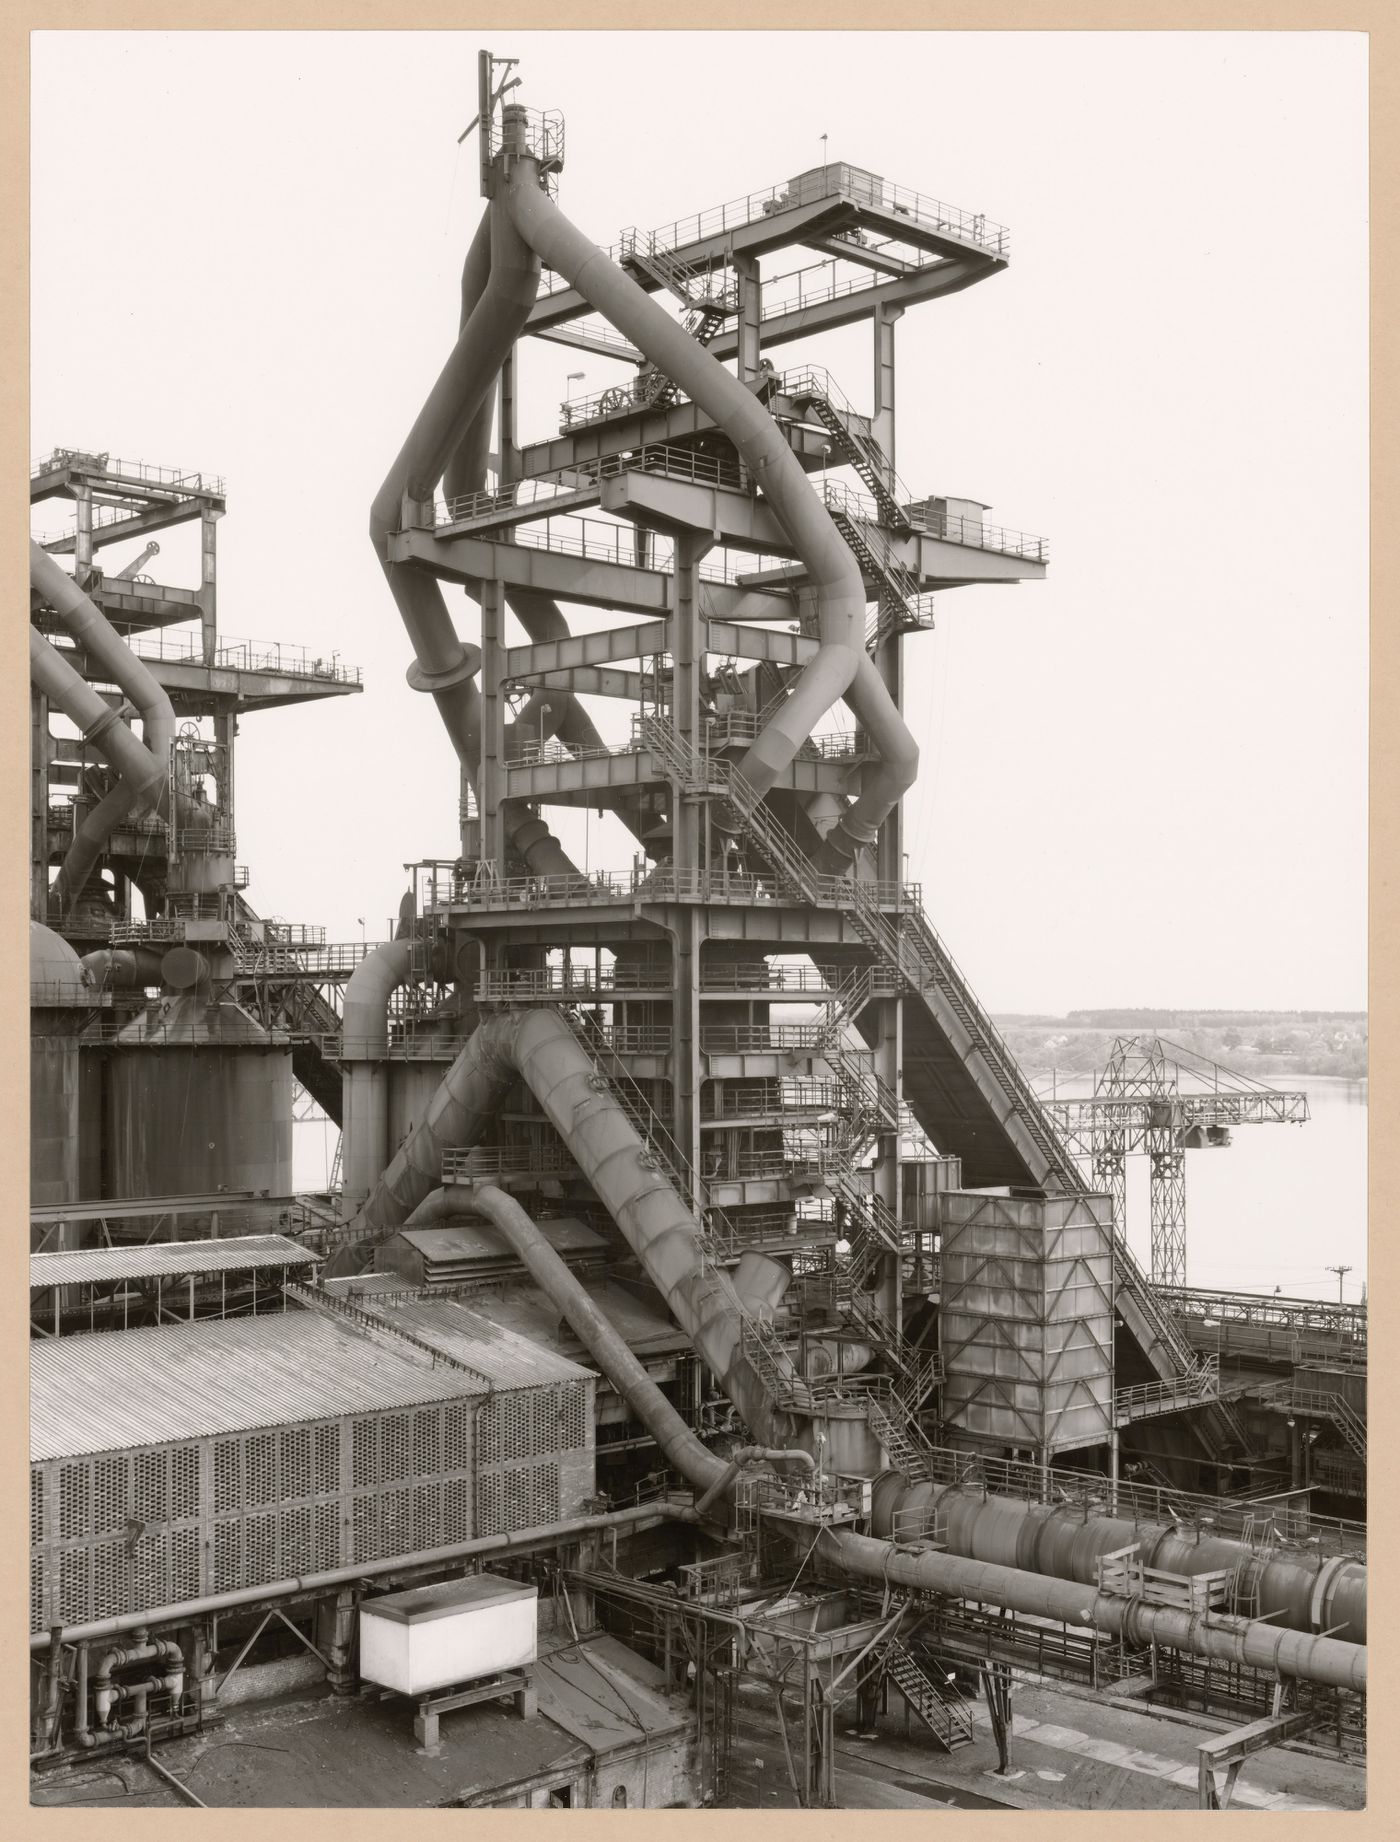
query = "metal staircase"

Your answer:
(561, 1006), (726, 1264)
(644, 717), (1201, 1388)
(783, 367), (910, 530)
(739, 1313), (810, 1409)
(620, 232), (736, 409)
(882, 1640), (975, 1750)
